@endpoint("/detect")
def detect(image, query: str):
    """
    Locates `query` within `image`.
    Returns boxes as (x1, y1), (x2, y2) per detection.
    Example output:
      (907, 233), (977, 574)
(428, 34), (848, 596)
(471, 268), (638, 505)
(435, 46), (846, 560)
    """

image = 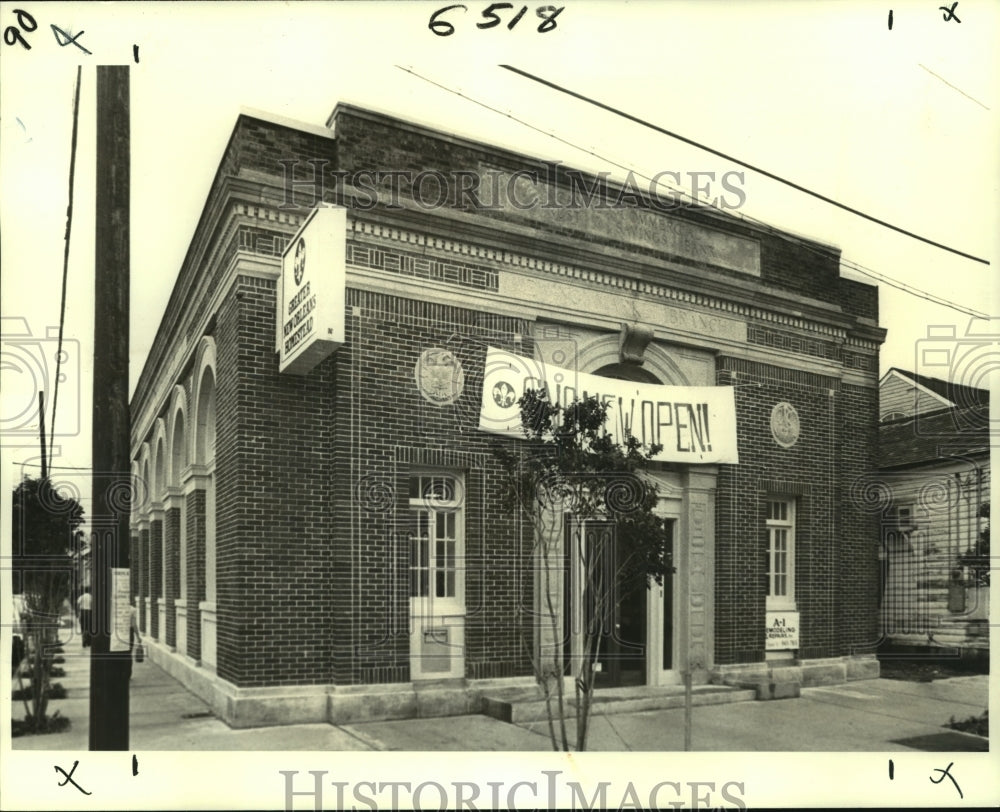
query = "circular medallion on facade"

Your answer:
(293, 237), (306, 286)
(415, 348), (465, 406)
(770, 401), (800, 448)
